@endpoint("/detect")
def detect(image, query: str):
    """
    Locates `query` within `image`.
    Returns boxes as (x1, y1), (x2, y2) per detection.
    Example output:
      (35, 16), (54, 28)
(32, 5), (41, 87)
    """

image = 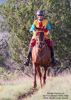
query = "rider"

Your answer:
(24, 10), (56, 66)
